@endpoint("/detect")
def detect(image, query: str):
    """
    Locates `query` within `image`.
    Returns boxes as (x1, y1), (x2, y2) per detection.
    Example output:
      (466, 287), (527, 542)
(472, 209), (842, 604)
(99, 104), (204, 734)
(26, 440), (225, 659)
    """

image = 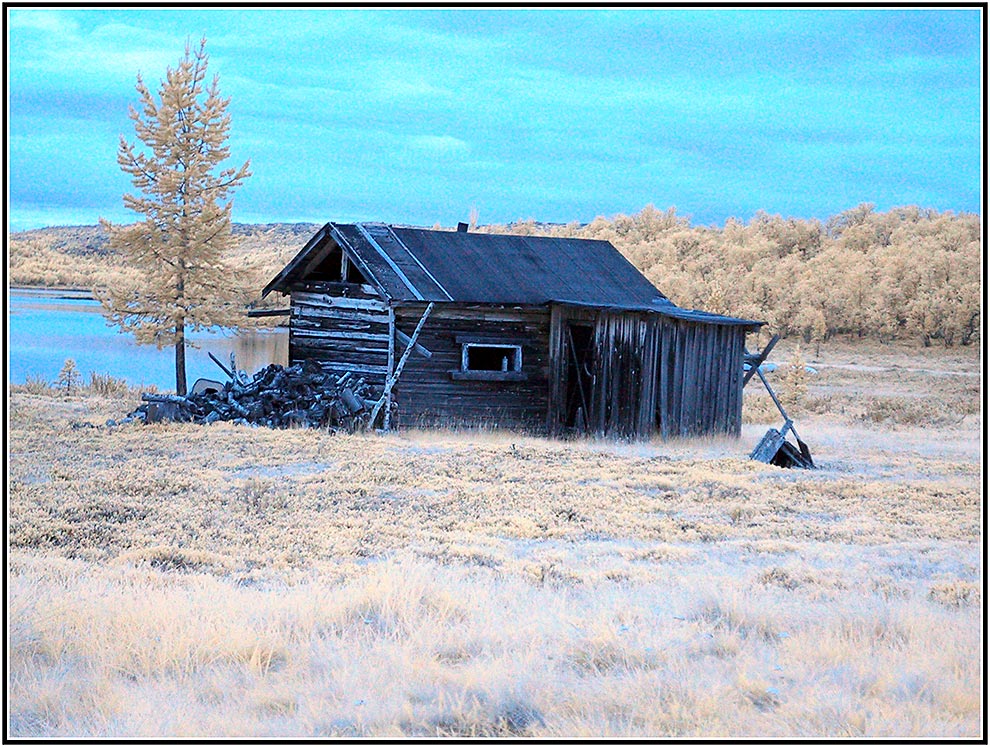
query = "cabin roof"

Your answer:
(263, 221), (761, 327)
